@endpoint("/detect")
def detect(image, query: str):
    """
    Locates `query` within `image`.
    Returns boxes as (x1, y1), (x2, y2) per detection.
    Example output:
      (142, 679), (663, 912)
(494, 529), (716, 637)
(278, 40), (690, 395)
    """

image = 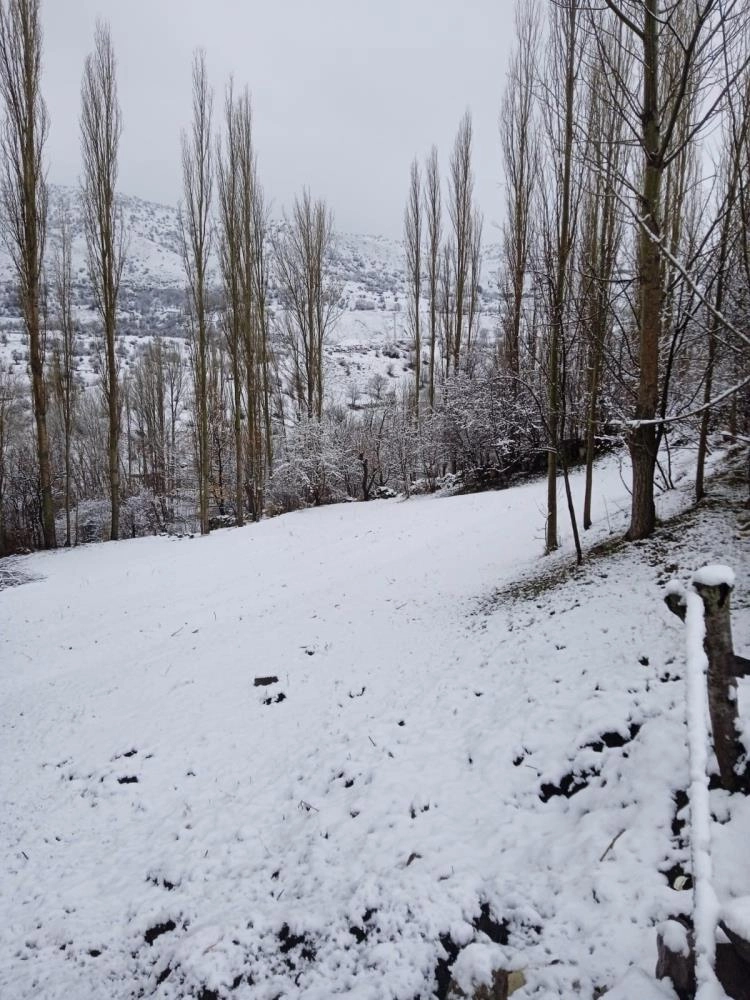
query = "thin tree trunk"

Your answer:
(546, 0), (578, 554)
